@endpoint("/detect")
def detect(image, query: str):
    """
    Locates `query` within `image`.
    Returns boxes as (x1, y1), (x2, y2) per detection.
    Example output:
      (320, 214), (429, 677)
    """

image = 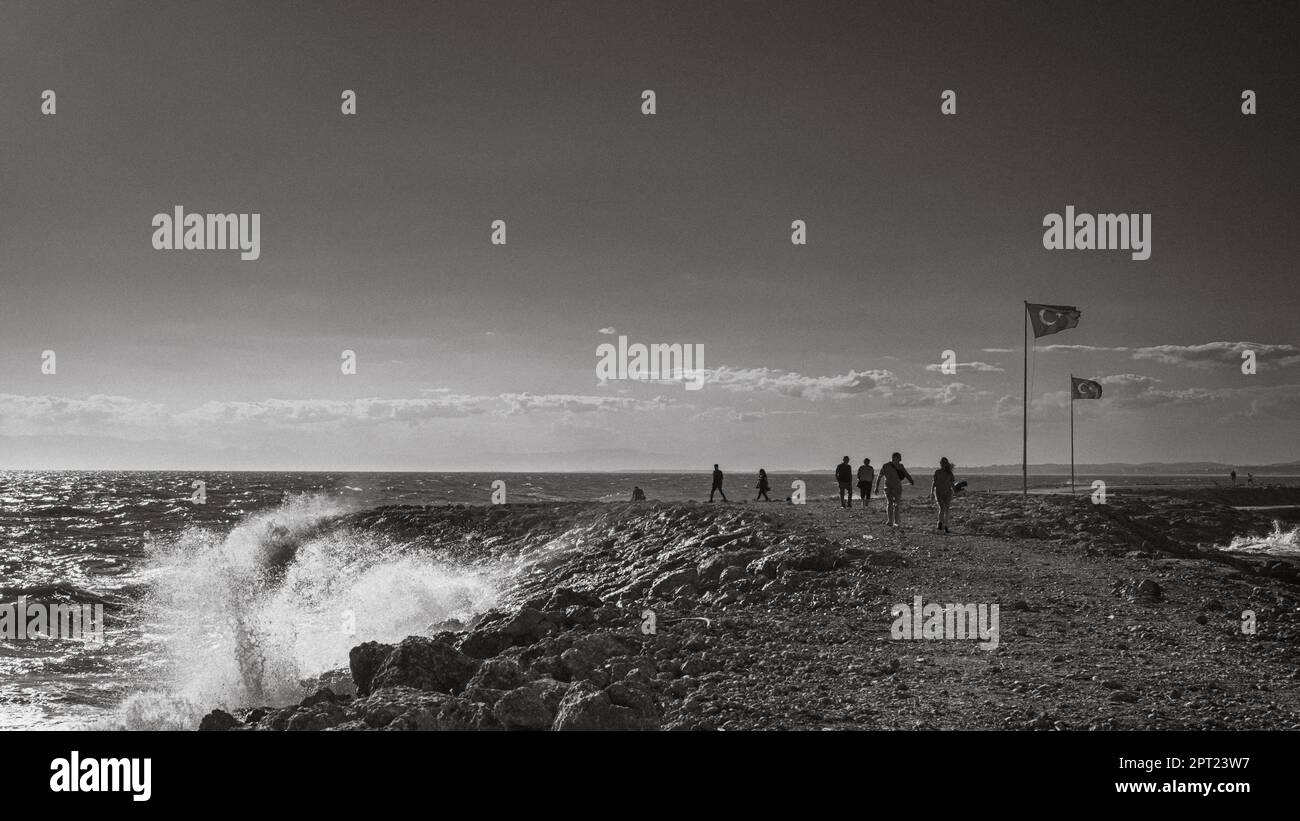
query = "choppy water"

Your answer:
(1, 470), (1295, 729)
